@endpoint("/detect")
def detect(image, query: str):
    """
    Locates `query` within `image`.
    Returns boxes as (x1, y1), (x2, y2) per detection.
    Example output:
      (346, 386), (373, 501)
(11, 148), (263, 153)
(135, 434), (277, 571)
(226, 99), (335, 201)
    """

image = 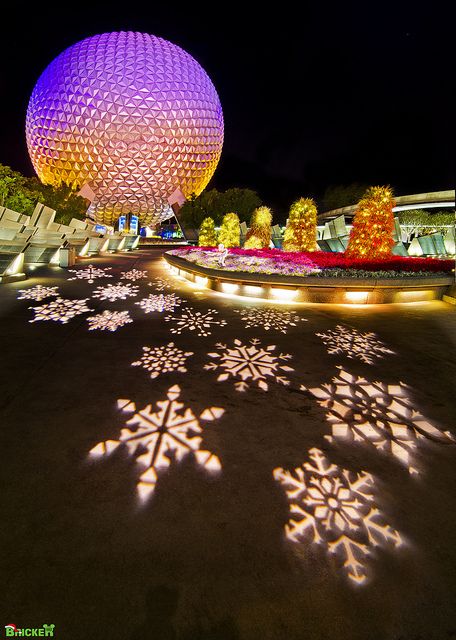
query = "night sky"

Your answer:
(1, 2), (453, 215)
